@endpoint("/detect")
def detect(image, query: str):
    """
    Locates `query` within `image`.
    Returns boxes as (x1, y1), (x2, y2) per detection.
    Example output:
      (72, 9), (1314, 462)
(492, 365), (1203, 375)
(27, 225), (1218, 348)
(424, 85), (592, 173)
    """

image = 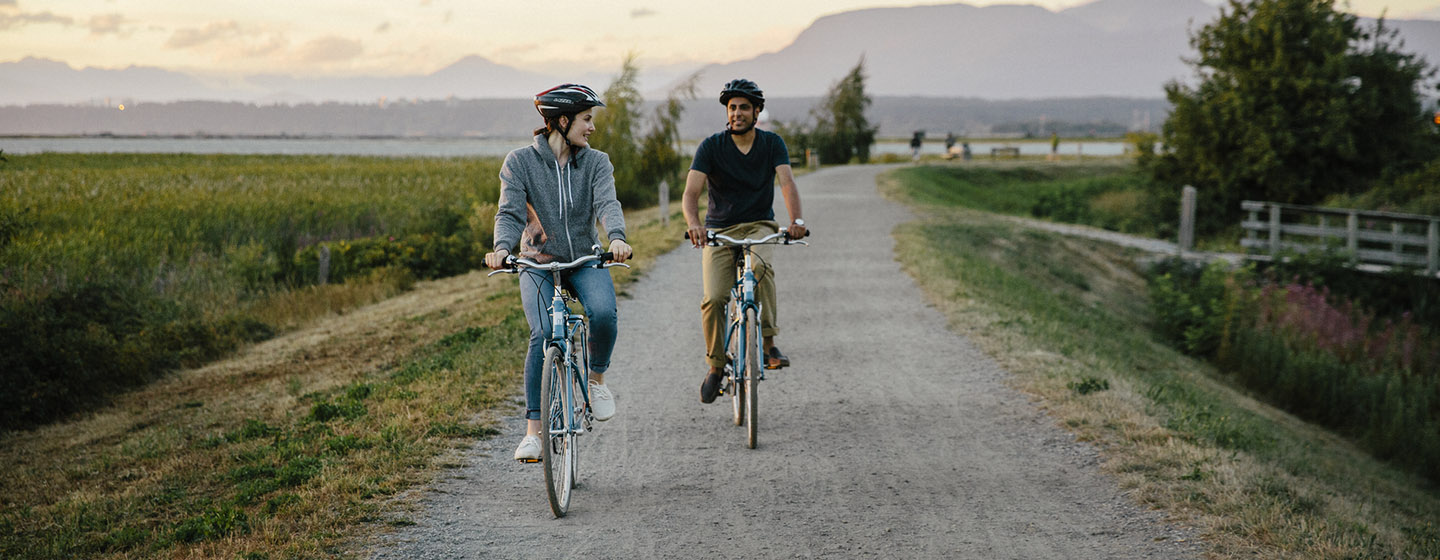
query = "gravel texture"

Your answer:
(363, 164), (1202, 559)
